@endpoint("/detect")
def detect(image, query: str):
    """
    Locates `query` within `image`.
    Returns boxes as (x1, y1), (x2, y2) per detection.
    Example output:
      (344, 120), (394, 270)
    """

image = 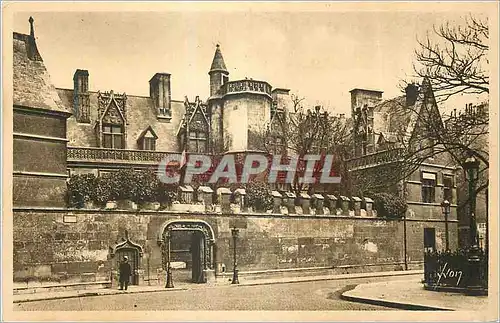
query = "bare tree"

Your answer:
(413, 14), (489, 102)
(389, 82), (488, 197)
(251, 95), (352, 194)
(348, 78), (488, 201)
